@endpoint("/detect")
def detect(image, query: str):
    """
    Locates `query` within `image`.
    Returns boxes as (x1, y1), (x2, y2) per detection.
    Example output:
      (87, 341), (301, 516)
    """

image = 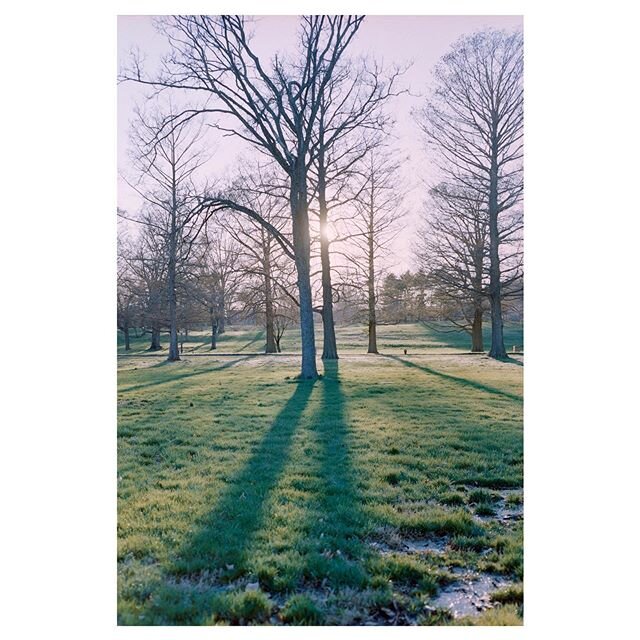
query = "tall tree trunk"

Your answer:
(367, 286), (378, 354)
(167, 161), (180, 362)
(123, 326), (131, 351)
(367, 179), (378, 354)
(263, 238), (278, 354)
(488, 142), (507, 359)
(290, 161), (318, 379)
(471, 305), (484, 352)
(210, 313), (217, 350)
(167, 258), (179, 361)
(217, 311), (225, 334)
(149, 326), (161, 351)
(317, 150), (338, 360)
(471, 245), (485, 353)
